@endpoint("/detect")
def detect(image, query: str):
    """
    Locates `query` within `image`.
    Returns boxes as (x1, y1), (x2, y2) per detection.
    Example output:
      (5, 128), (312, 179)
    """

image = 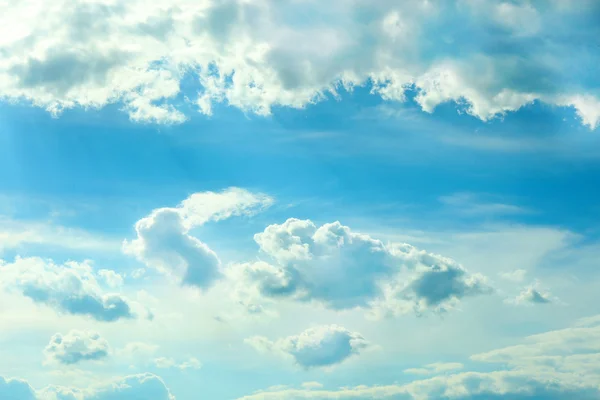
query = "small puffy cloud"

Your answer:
(404, 362), (464, 375)
(0, 257), (139, 322)
(233, 219), (491, 315)
(154, 357), (202, 370)
(44, 330), (110, 365)
(97, 269), (124, 288)
(123, 187), (273, 290)
(515, 286), (552, 304)
(508, 281), (554, 305)
(245, 325), (368, 368)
